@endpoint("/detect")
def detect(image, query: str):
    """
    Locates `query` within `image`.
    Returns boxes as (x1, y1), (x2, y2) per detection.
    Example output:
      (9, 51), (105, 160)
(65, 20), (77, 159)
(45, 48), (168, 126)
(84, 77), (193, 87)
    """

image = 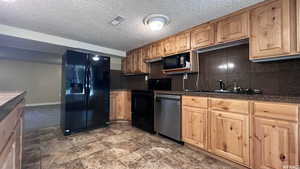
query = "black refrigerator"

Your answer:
(61, 50), (110, 135)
